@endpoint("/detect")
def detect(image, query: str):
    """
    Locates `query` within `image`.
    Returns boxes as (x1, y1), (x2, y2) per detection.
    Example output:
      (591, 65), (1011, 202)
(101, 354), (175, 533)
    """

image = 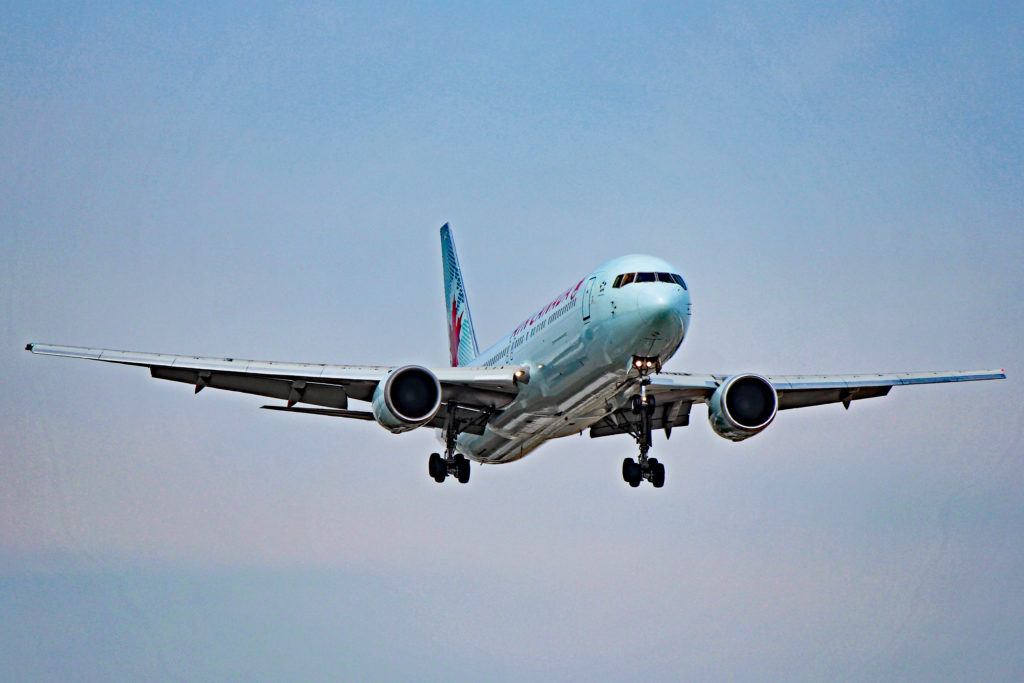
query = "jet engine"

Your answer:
(707, 374), (778, 441)
(371, 365), (443, 433)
